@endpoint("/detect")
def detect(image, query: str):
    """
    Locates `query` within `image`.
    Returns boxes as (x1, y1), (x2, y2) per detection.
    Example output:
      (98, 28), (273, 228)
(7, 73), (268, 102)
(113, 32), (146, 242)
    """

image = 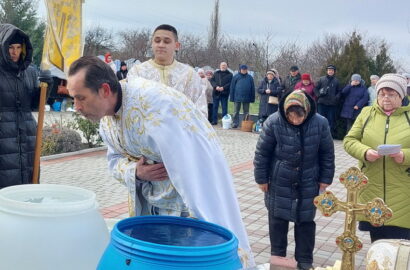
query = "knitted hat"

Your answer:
(284, 90), (311, 115)
(197, 68), (204, 74)
(239, 64), (248, 70)
(376, 73), (407, 100)
(326, 64), (336, 71)
(290, 65), (299, 72)
(120, 61), (127, 67)
(370, 75), (380, 80)
(301, 73), (311, 81)
(9, 34), (24, 45)
(351, 74), (361, 82)
(266, 70), (275, 76)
